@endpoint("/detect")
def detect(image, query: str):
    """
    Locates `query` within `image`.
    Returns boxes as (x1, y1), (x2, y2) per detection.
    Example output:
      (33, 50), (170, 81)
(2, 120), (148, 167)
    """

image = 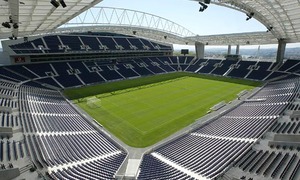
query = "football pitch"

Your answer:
(65, 73), (260, 147)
